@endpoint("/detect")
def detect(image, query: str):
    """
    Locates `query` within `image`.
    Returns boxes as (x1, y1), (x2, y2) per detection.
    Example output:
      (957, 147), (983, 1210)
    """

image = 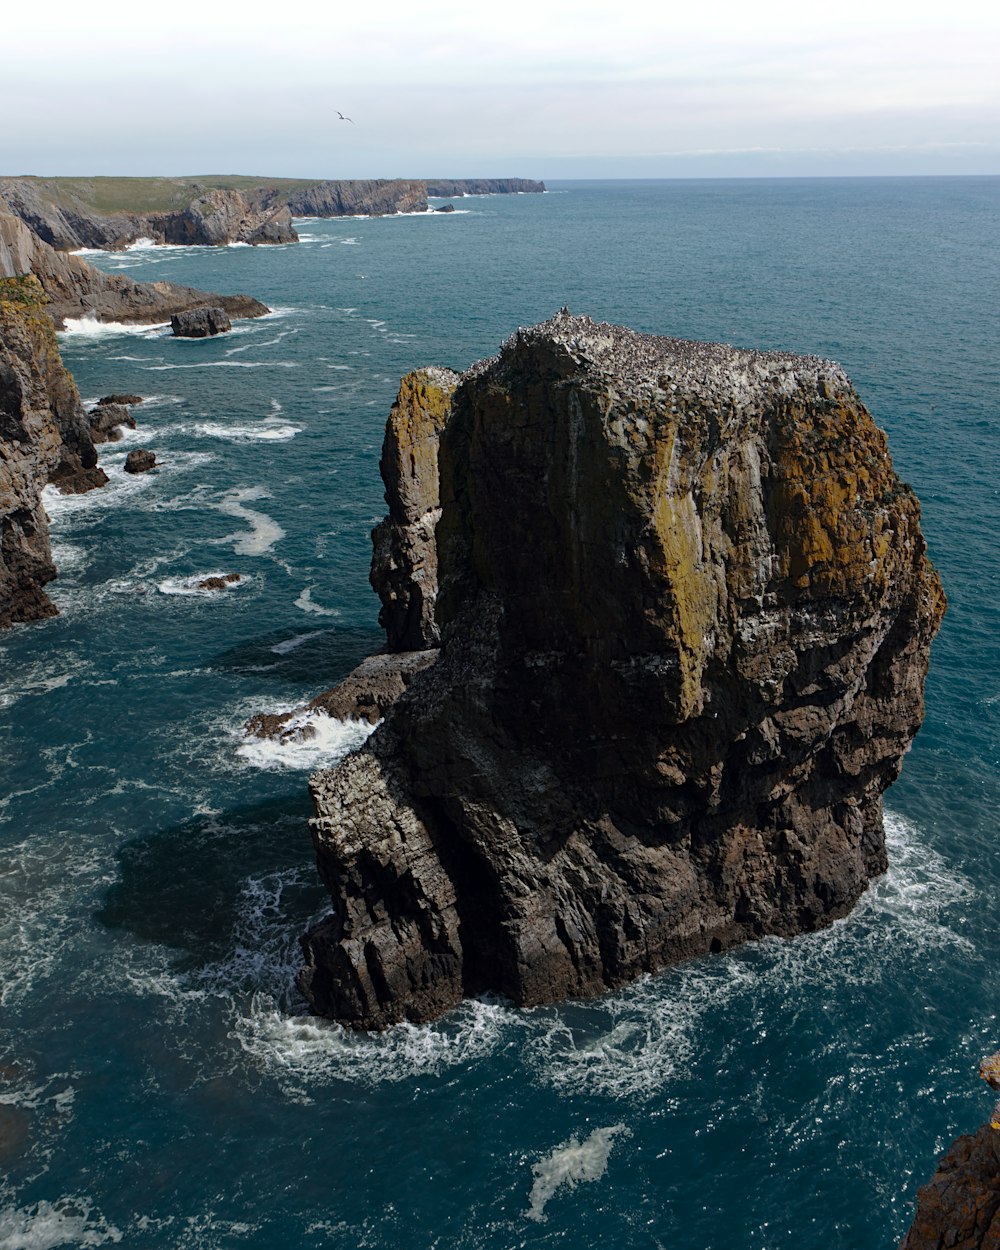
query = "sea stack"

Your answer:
(299, 311), (945, 1030)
